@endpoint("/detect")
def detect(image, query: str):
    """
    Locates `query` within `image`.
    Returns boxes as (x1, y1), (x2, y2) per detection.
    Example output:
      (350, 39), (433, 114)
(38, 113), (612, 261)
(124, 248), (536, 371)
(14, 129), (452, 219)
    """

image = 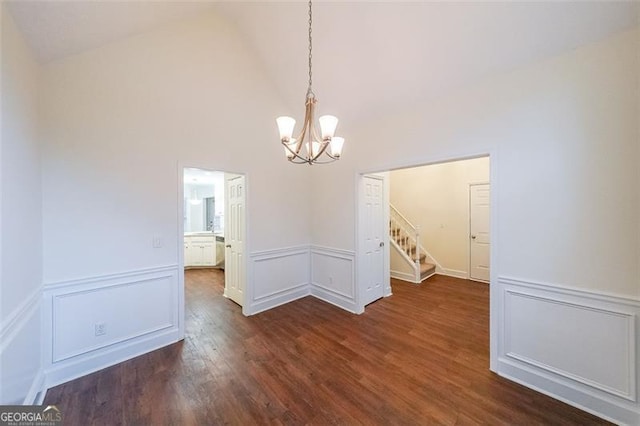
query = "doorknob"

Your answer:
(225, 244), (231, 248)
(471, 235), (476, 240)
(379, 242), (384, 247)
